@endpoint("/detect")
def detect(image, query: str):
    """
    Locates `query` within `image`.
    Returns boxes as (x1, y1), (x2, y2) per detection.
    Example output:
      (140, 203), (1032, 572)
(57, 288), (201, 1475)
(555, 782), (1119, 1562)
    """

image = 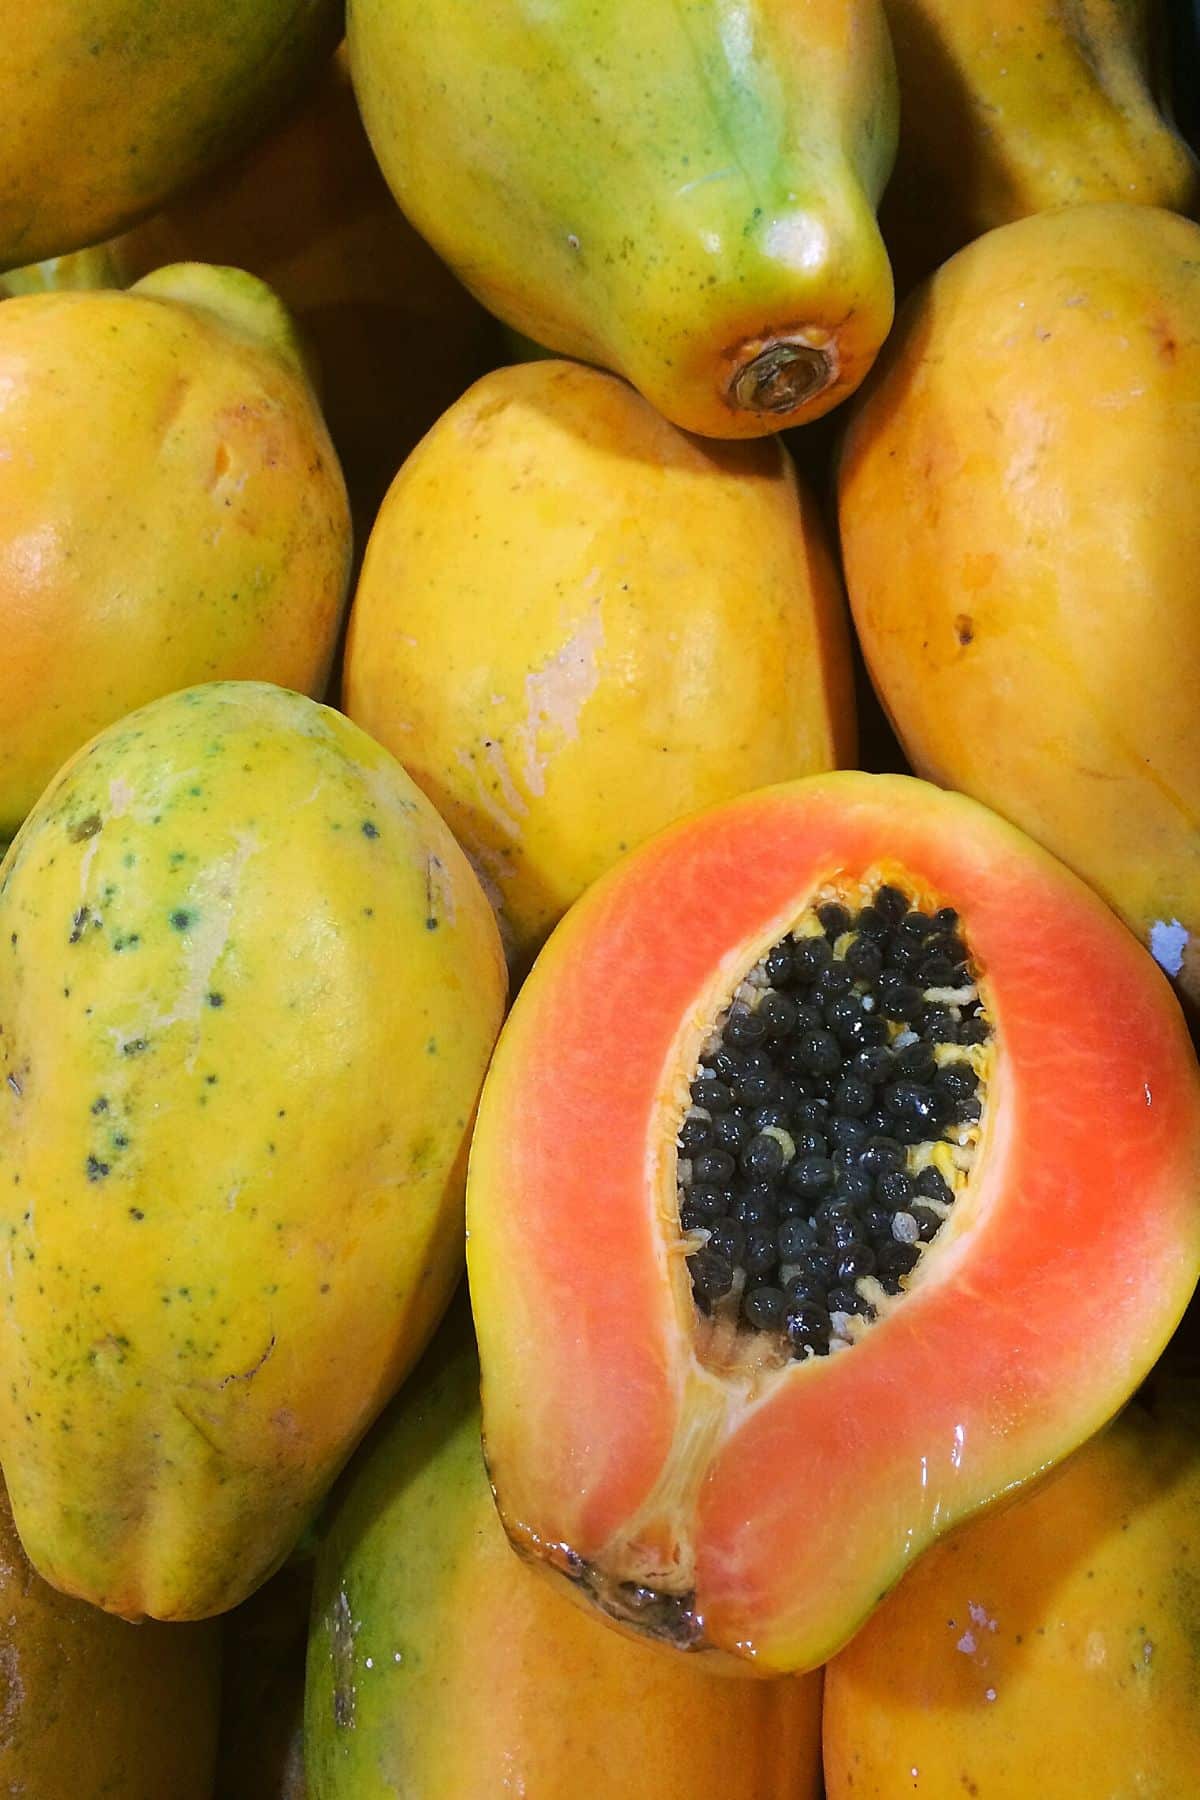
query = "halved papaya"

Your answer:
(466, 772), (1200, 1675)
